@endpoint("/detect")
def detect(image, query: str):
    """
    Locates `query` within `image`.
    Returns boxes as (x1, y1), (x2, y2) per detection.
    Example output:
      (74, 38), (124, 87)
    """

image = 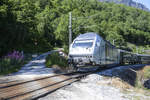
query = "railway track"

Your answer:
(0, 71), (92, 100)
